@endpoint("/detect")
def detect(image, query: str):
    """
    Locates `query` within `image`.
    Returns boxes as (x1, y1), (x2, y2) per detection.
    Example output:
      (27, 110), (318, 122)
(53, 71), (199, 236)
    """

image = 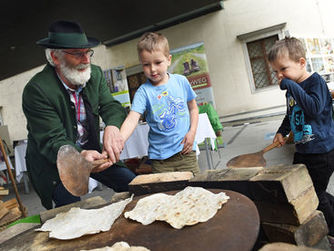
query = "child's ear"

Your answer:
(167, 54), (172, 65)
(299, 57), (307, 67)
